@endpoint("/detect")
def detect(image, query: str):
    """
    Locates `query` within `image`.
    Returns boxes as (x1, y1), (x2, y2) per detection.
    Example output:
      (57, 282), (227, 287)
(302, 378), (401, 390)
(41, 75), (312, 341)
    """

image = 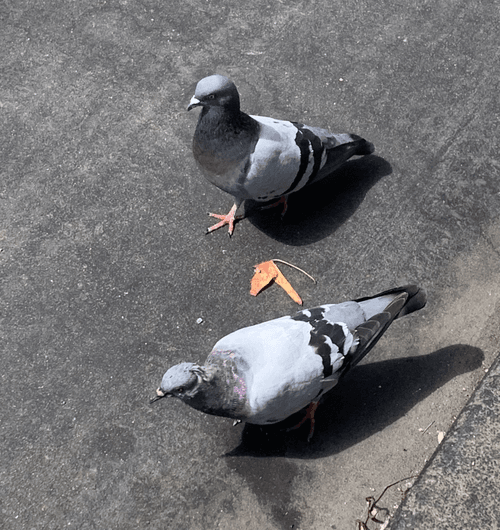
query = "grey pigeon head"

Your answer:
(150, 362), (199, 403)
(188, 74), (240, 111)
